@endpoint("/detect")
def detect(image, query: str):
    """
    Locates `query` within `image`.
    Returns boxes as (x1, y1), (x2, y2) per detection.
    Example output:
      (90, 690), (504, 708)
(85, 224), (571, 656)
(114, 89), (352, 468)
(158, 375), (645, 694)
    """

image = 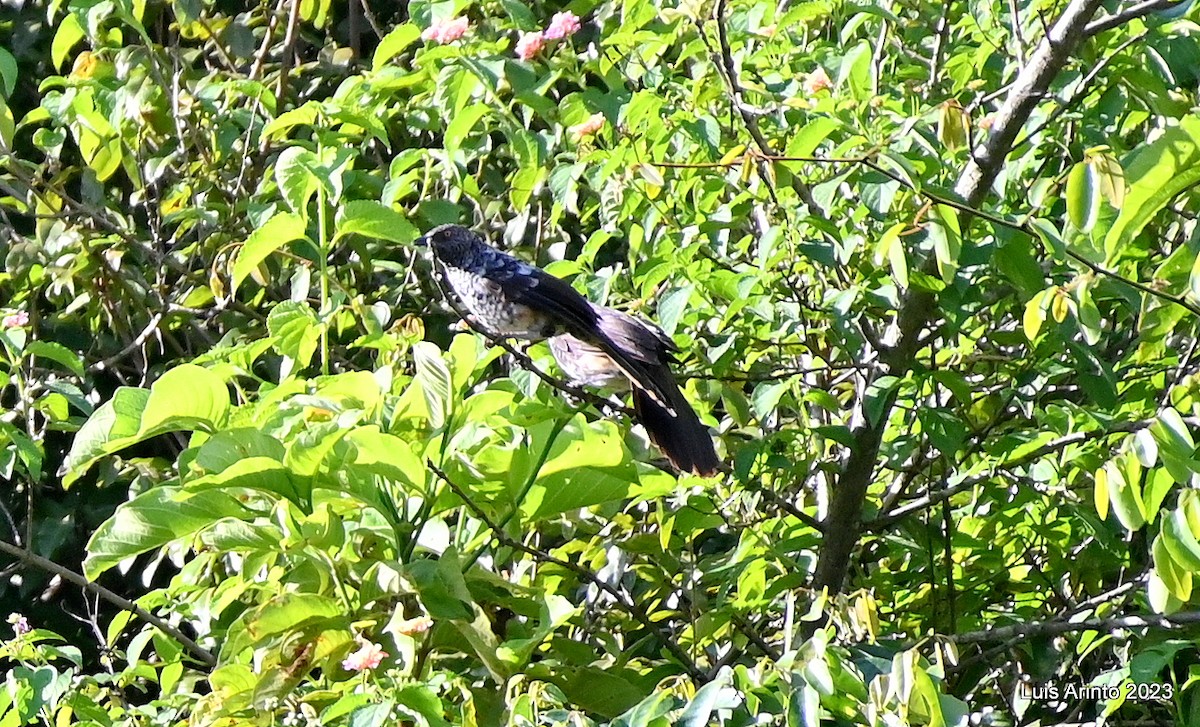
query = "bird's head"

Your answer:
(416, 224), (481, 267)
